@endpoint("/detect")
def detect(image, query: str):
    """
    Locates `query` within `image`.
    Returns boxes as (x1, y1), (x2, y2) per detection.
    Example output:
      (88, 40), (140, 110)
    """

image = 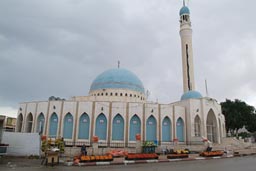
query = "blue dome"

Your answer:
(181, 91), (202, 100)
(179, 6), (190, 16)
(90, 68), (145, 94)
